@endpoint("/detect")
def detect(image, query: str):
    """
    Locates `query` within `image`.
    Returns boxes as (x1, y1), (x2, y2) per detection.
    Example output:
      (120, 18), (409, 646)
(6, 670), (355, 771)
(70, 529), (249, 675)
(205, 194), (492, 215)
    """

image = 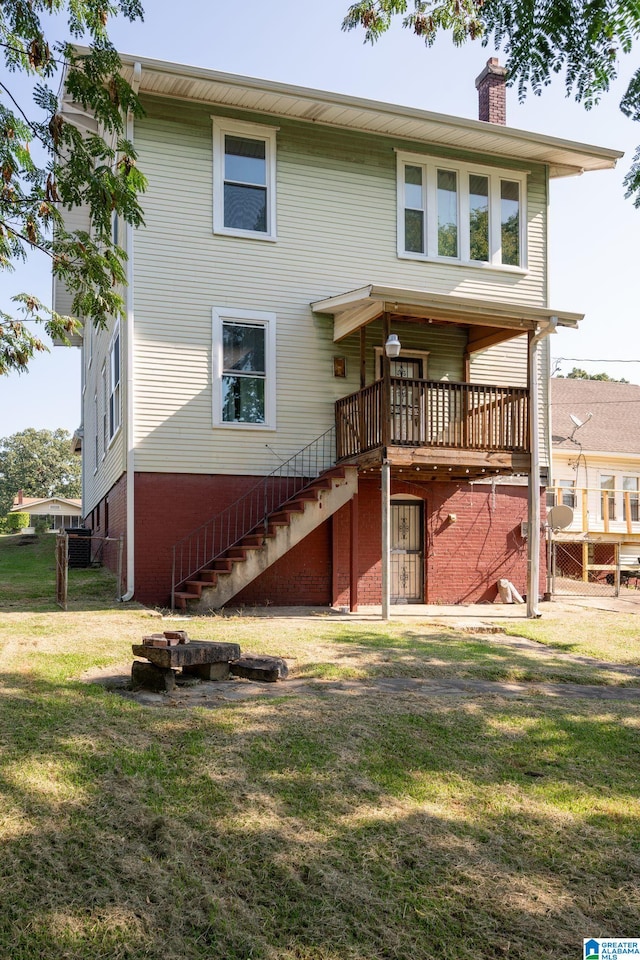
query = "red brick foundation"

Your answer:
(332, 477), (545, 607)
(88, 471), (546, 608)
(84, 473), (128, 590)
(132, 472), (331, 608)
